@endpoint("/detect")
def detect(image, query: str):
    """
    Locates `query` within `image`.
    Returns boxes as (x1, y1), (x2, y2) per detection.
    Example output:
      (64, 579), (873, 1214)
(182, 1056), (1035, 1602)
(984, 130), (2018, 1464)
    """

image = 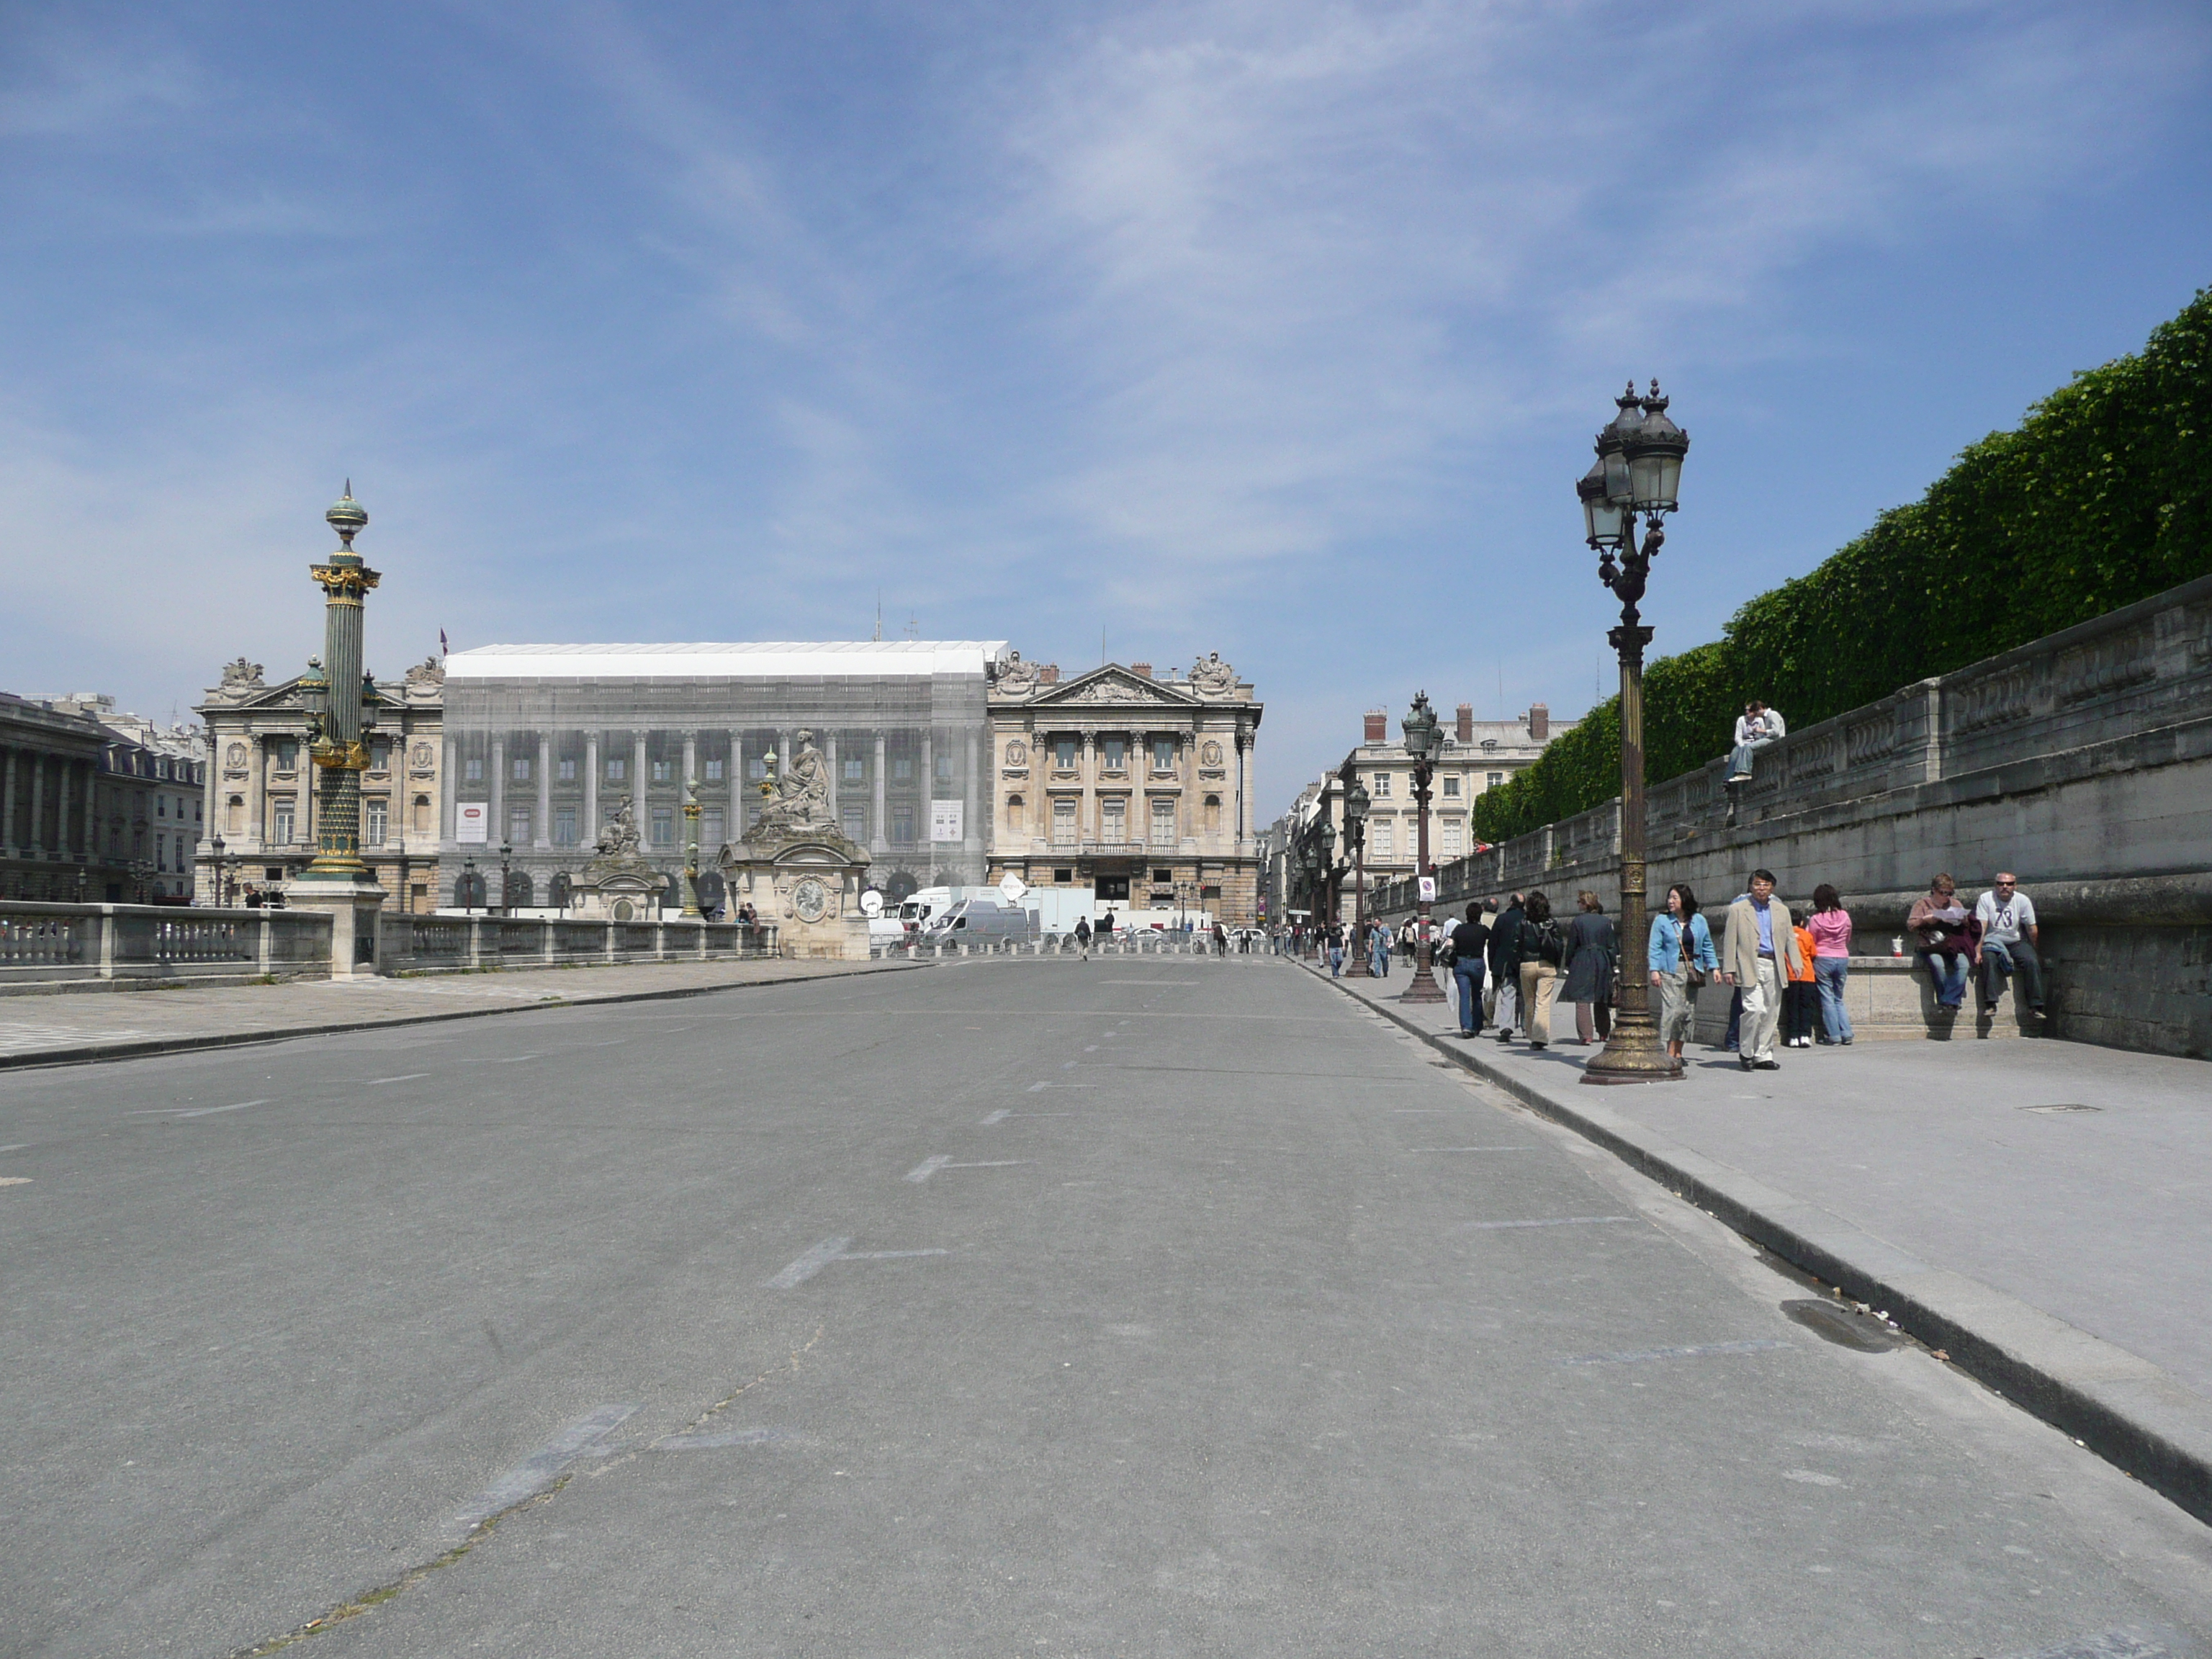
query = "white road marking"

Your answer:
(0, 1177), (31, 1187)
(0, 1143), (27, 1153)
(1561, 1339), (1791, 1366)
(450, 1403), (639, 1533)
(655, 1427), (800, 1450)
(945, 1161), (1033, 1170)
(364, 1072), (431, 1084)
(905, 1156), (953, 1183)
(1028, 1081), (1097, 1092)
(1458, 1215), (1635, 1231)
(1099, 981), (1196, 985)
(127, 1099), (271, 1119)
(765, 1237), (949, 1287)
(1408, 1146), (1537, 1154)
(979, 1109), (1011, 1125)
